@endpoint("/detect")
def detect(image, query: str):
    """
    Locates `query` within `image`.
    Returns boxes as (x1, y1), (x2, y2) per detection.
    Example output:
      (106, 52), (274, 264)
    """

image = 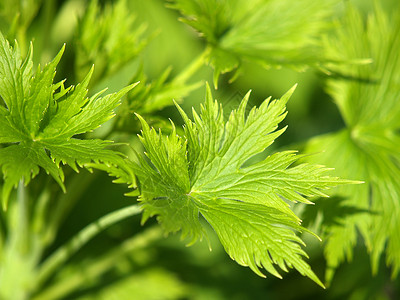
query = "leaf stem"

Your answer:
(172, 48), (208, 84)
(35, 204), (143, 291)
(32, 225), (163, 300)
(0, 182), (32, 300)
(39, 0), (56, 63)
(16, 181), (29, 253)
